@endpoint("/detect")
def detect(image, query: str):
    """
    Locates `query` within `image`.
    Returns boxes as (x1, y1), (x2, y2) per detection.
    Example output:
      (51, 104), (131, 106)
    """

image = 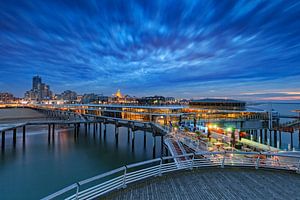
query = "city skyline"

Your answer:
(1, 1), (300, 101)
